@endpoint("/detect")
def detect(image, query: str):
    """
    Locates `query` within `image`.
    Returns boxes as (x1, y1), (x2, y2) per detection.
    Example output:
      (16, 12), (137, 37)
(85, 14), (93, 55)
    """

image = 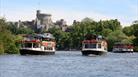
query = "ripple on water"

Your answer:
(0, 51), (138, 77)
